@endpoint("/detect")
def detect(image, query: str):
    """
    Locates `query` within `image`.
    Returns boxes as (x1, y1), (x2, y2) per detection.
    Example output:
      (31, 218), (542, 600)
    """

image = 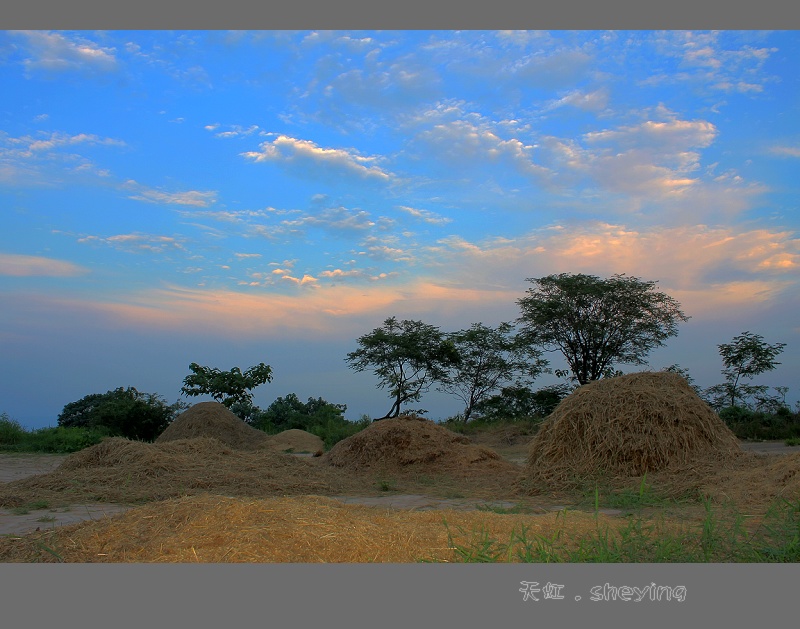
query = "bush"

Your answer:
(252, 394), (367, 448)
(57, 387), (186, 441)
(0, 412), (111, 453)
(0, 412), (26, 445)
(719, 405), (800, 441)
(472, 383), (572, 423)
